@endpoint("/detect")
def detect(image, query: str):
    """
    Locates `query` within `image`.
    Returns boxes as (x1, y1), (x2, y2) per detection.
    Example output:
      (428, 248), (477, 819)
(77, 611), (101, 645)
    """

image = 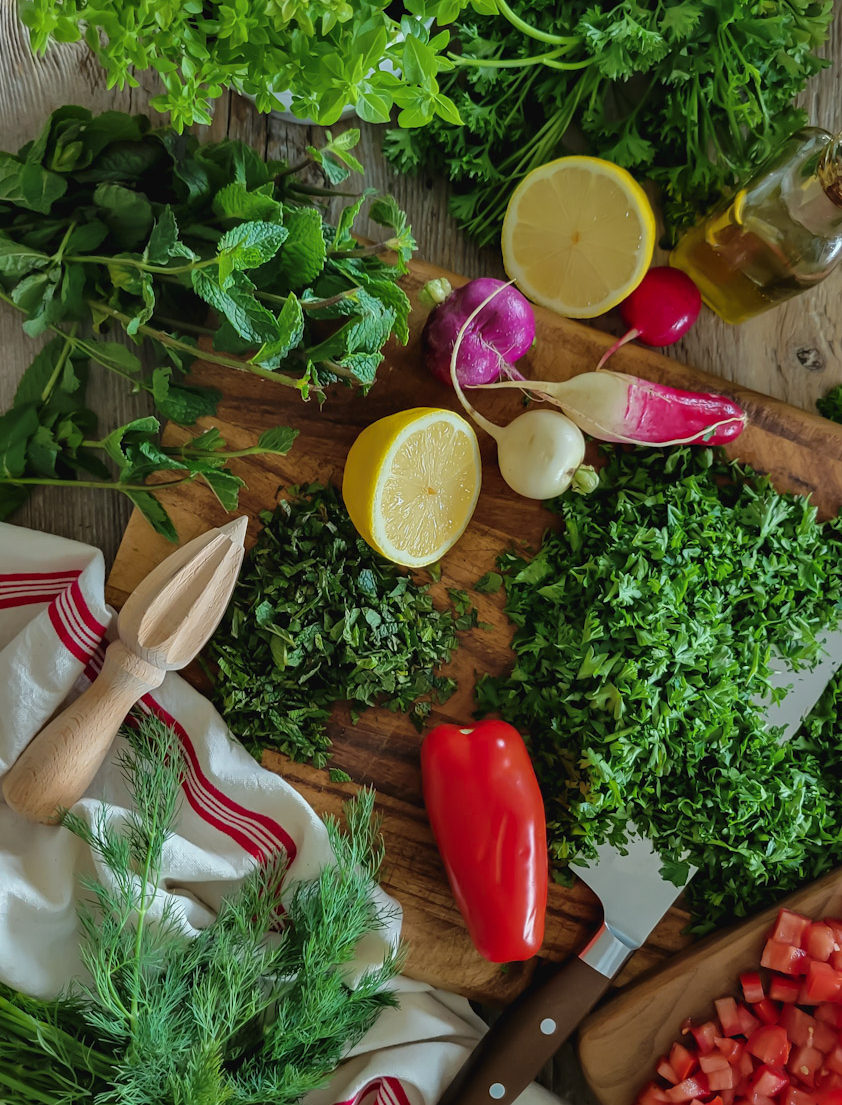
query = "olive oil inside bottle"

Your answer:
(670, 129), (842, 325)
